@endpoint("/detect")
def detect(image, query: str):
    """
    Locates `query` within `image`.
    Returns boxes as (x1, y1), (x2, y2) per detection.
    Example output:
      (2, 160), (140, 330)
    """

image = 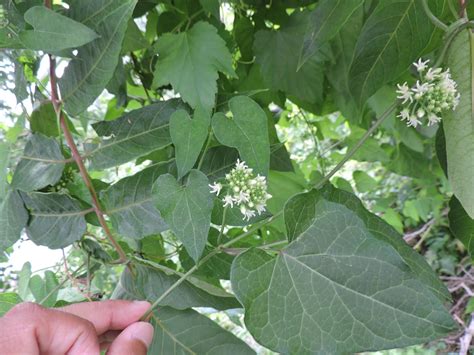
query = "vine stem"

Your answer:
(44, 2), (127, 264)
(216, 206), (228, 245)
(139, 102), (398, 320)
(421, 0), (449, 31)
